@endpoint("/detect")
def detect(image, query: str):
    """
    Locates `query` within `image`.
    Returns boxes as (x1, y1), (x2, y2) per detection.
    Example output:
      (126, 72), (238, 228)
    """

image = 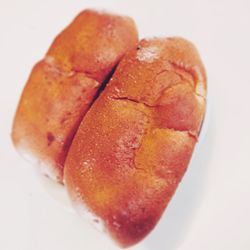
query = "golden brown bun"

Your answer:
(64, 37), (206, 247)
(12, 10), (138, 182)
